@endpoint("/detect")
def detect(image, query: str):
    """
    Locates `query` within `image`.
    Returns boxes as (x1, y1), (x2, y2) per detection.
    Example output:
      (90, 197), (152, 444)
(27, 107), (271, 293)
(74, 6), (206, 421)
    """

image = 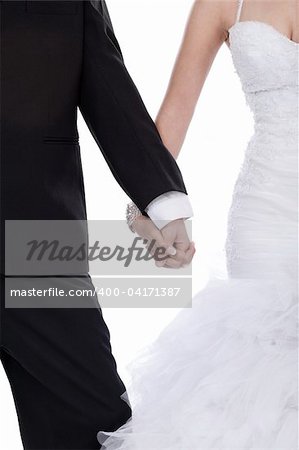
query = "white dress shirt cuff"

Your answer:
(145, 191), (193, 230)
